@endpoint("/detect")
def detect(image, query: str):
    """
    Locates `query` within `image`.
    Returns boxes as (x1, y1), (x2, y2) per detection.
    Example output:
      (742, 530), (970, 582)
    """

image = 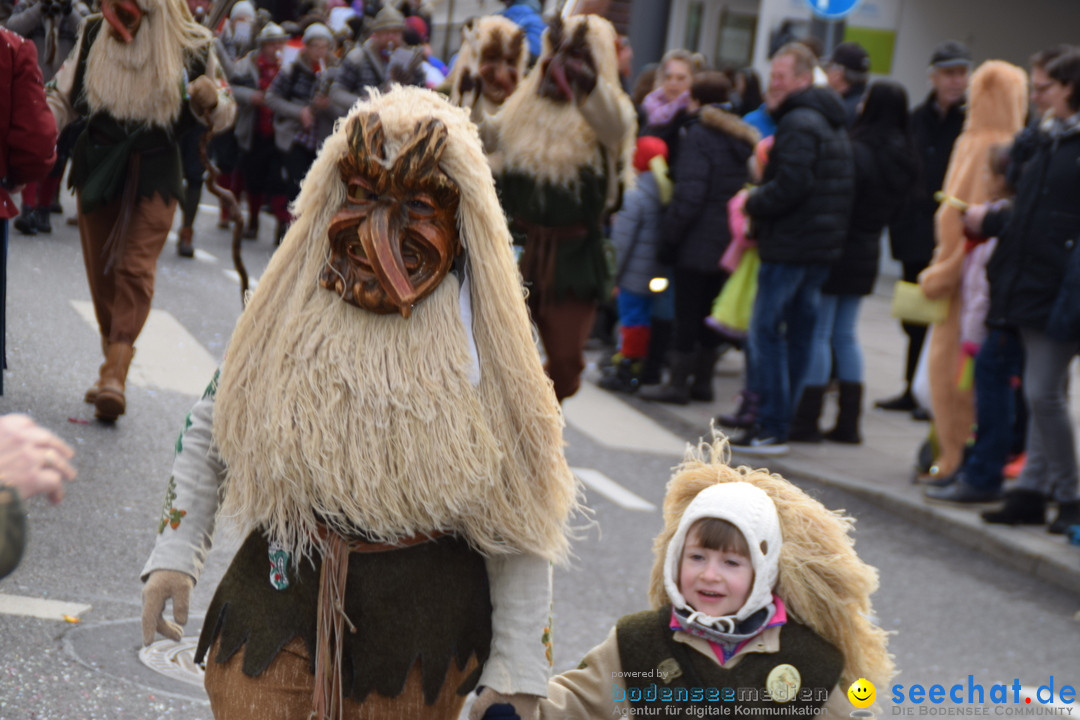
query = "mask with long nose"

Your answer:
(319, 113), (461, 318)
(101, 0), (144, 43)
(537, 15), (598, 103)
